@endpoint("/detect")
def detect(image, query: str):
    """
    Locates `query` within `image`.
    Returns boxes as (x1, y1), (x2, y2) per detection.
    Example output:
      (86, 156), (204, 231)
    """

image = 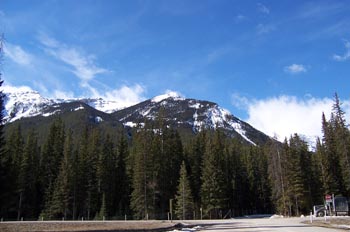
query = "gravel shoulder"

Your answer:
(304, 217), (350, 230)
(0, 220), (178, 232)
(2, 217), (350, 232)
